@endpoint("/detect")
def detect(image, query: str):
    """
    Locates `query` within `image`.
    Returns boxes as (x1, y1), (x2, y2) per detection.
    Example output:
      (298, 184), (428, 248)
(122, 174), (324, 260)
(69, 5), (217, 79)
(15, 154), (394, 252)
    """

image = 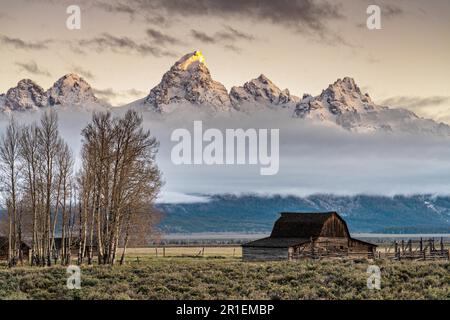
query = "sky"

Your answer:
(1, 0), (450, 202)
(0, 0), (449, 122)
